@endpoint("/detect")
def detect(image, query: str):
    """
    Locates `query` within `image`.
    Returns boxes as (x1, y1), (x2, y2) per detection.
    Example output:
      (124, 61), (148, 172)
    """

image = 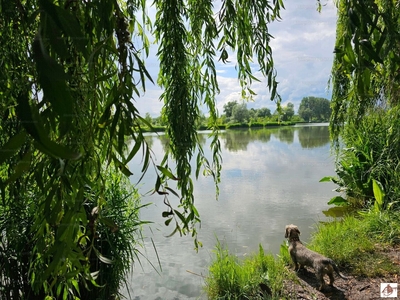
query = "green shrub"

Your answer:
(0, 168), (145, 300)
(205, 241), (292, 299)
(226, 123), (249, 129)
(308, 211), (400, 277)
(330, 107), (400, 210)
(80, 170), (147, 299)
(249, 122), (265, 128)
(264, 121), (295, 127)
